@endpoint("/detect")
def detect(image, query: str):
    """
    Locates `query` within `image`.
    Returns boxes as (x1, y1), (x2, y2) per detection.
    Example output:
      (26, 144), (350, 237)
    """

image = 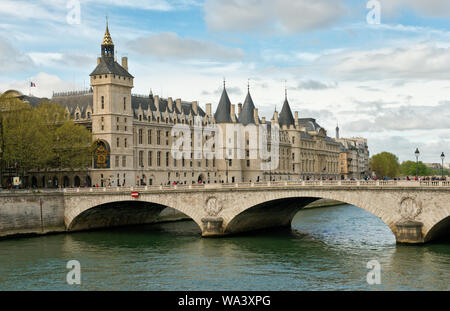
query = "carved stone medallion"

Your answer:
(398, 197), (422, 221)
(205, 197), (222, 217)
